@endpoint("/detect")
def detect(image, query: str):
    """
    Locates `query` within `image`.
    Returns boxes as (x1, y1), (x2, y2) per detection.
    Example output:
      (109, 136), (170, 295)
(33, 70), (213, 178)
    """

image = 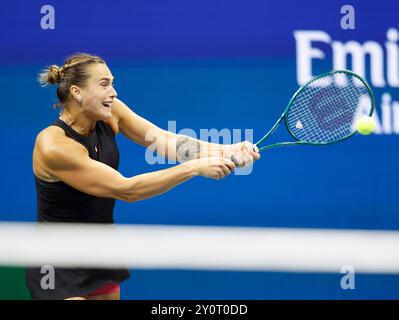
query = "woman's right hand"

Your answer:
(190, 157), (236, 180)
